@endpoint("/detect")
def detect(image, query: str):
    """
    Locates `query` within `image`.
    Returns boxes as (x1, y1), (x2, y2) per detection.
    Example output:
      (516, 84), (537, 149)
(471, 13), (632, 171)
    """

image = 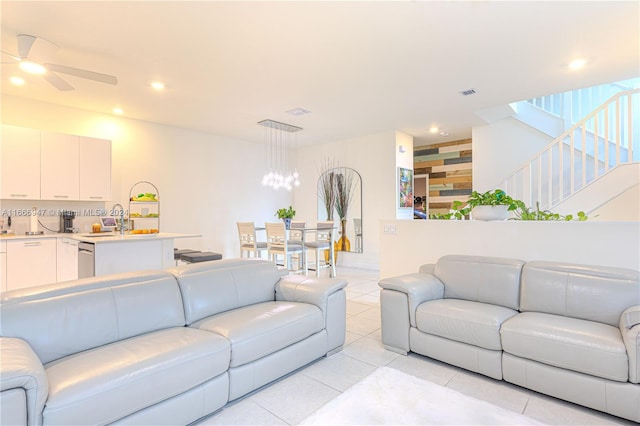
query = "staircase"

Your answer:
(499, 88), (639, 214)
